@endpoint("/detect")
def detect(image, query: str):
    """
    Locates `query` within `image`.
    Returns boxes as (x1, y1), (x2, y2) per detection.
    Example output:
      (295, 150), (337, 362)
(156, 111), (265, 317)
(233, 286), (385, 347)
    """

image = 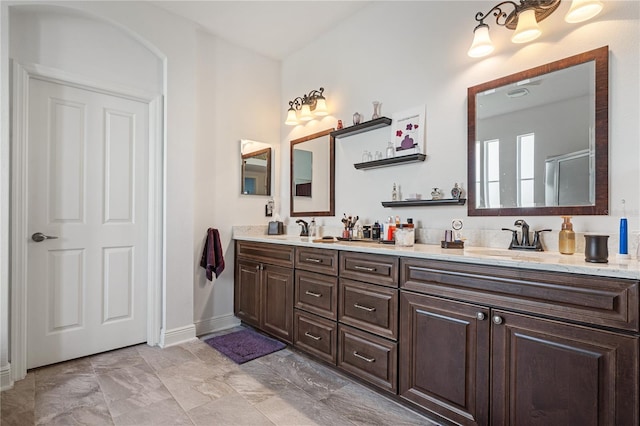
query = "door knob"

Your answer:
(476, 312), (486, 321)
(492, 315), (504, 325)
(31, 232), (58, 242)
